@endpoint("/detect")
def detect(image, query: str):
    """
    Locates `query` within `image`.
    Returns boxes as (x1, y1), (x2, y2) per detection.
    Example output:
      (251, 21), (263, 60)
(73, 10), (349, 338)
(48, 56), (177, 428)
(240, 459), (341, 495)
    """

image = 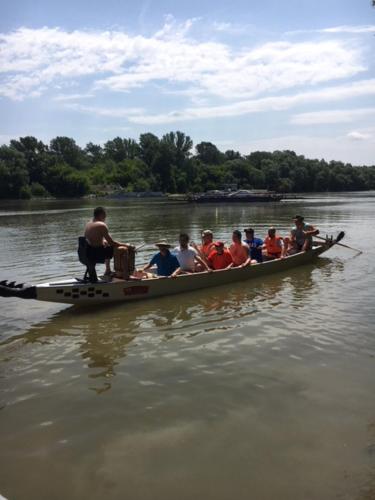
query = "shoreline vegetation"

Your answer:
(1, 132), (374, 200)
